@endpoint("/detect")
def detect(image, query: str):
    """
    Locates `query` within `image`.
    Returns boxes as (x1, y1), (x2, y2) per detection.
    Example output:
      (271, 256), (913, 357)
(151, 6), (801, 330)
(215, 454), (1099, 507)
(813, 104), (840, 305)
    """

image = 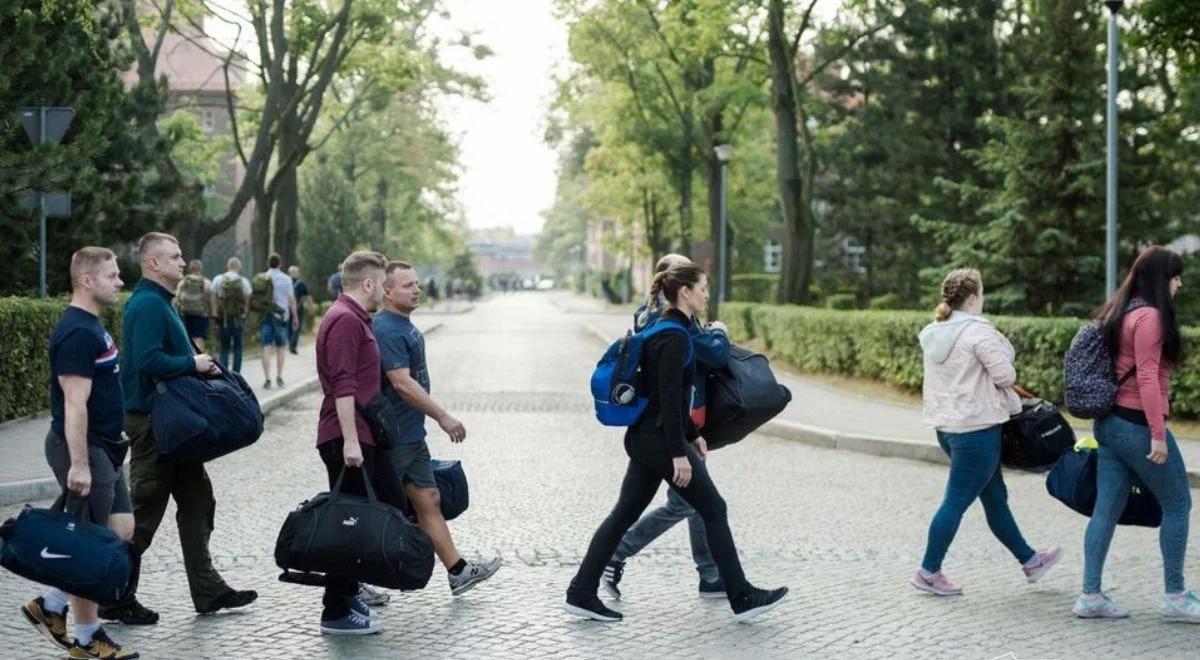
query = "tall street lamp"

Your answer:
(1105, 0), (1123, 298)
(714, 143), (733, 303)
